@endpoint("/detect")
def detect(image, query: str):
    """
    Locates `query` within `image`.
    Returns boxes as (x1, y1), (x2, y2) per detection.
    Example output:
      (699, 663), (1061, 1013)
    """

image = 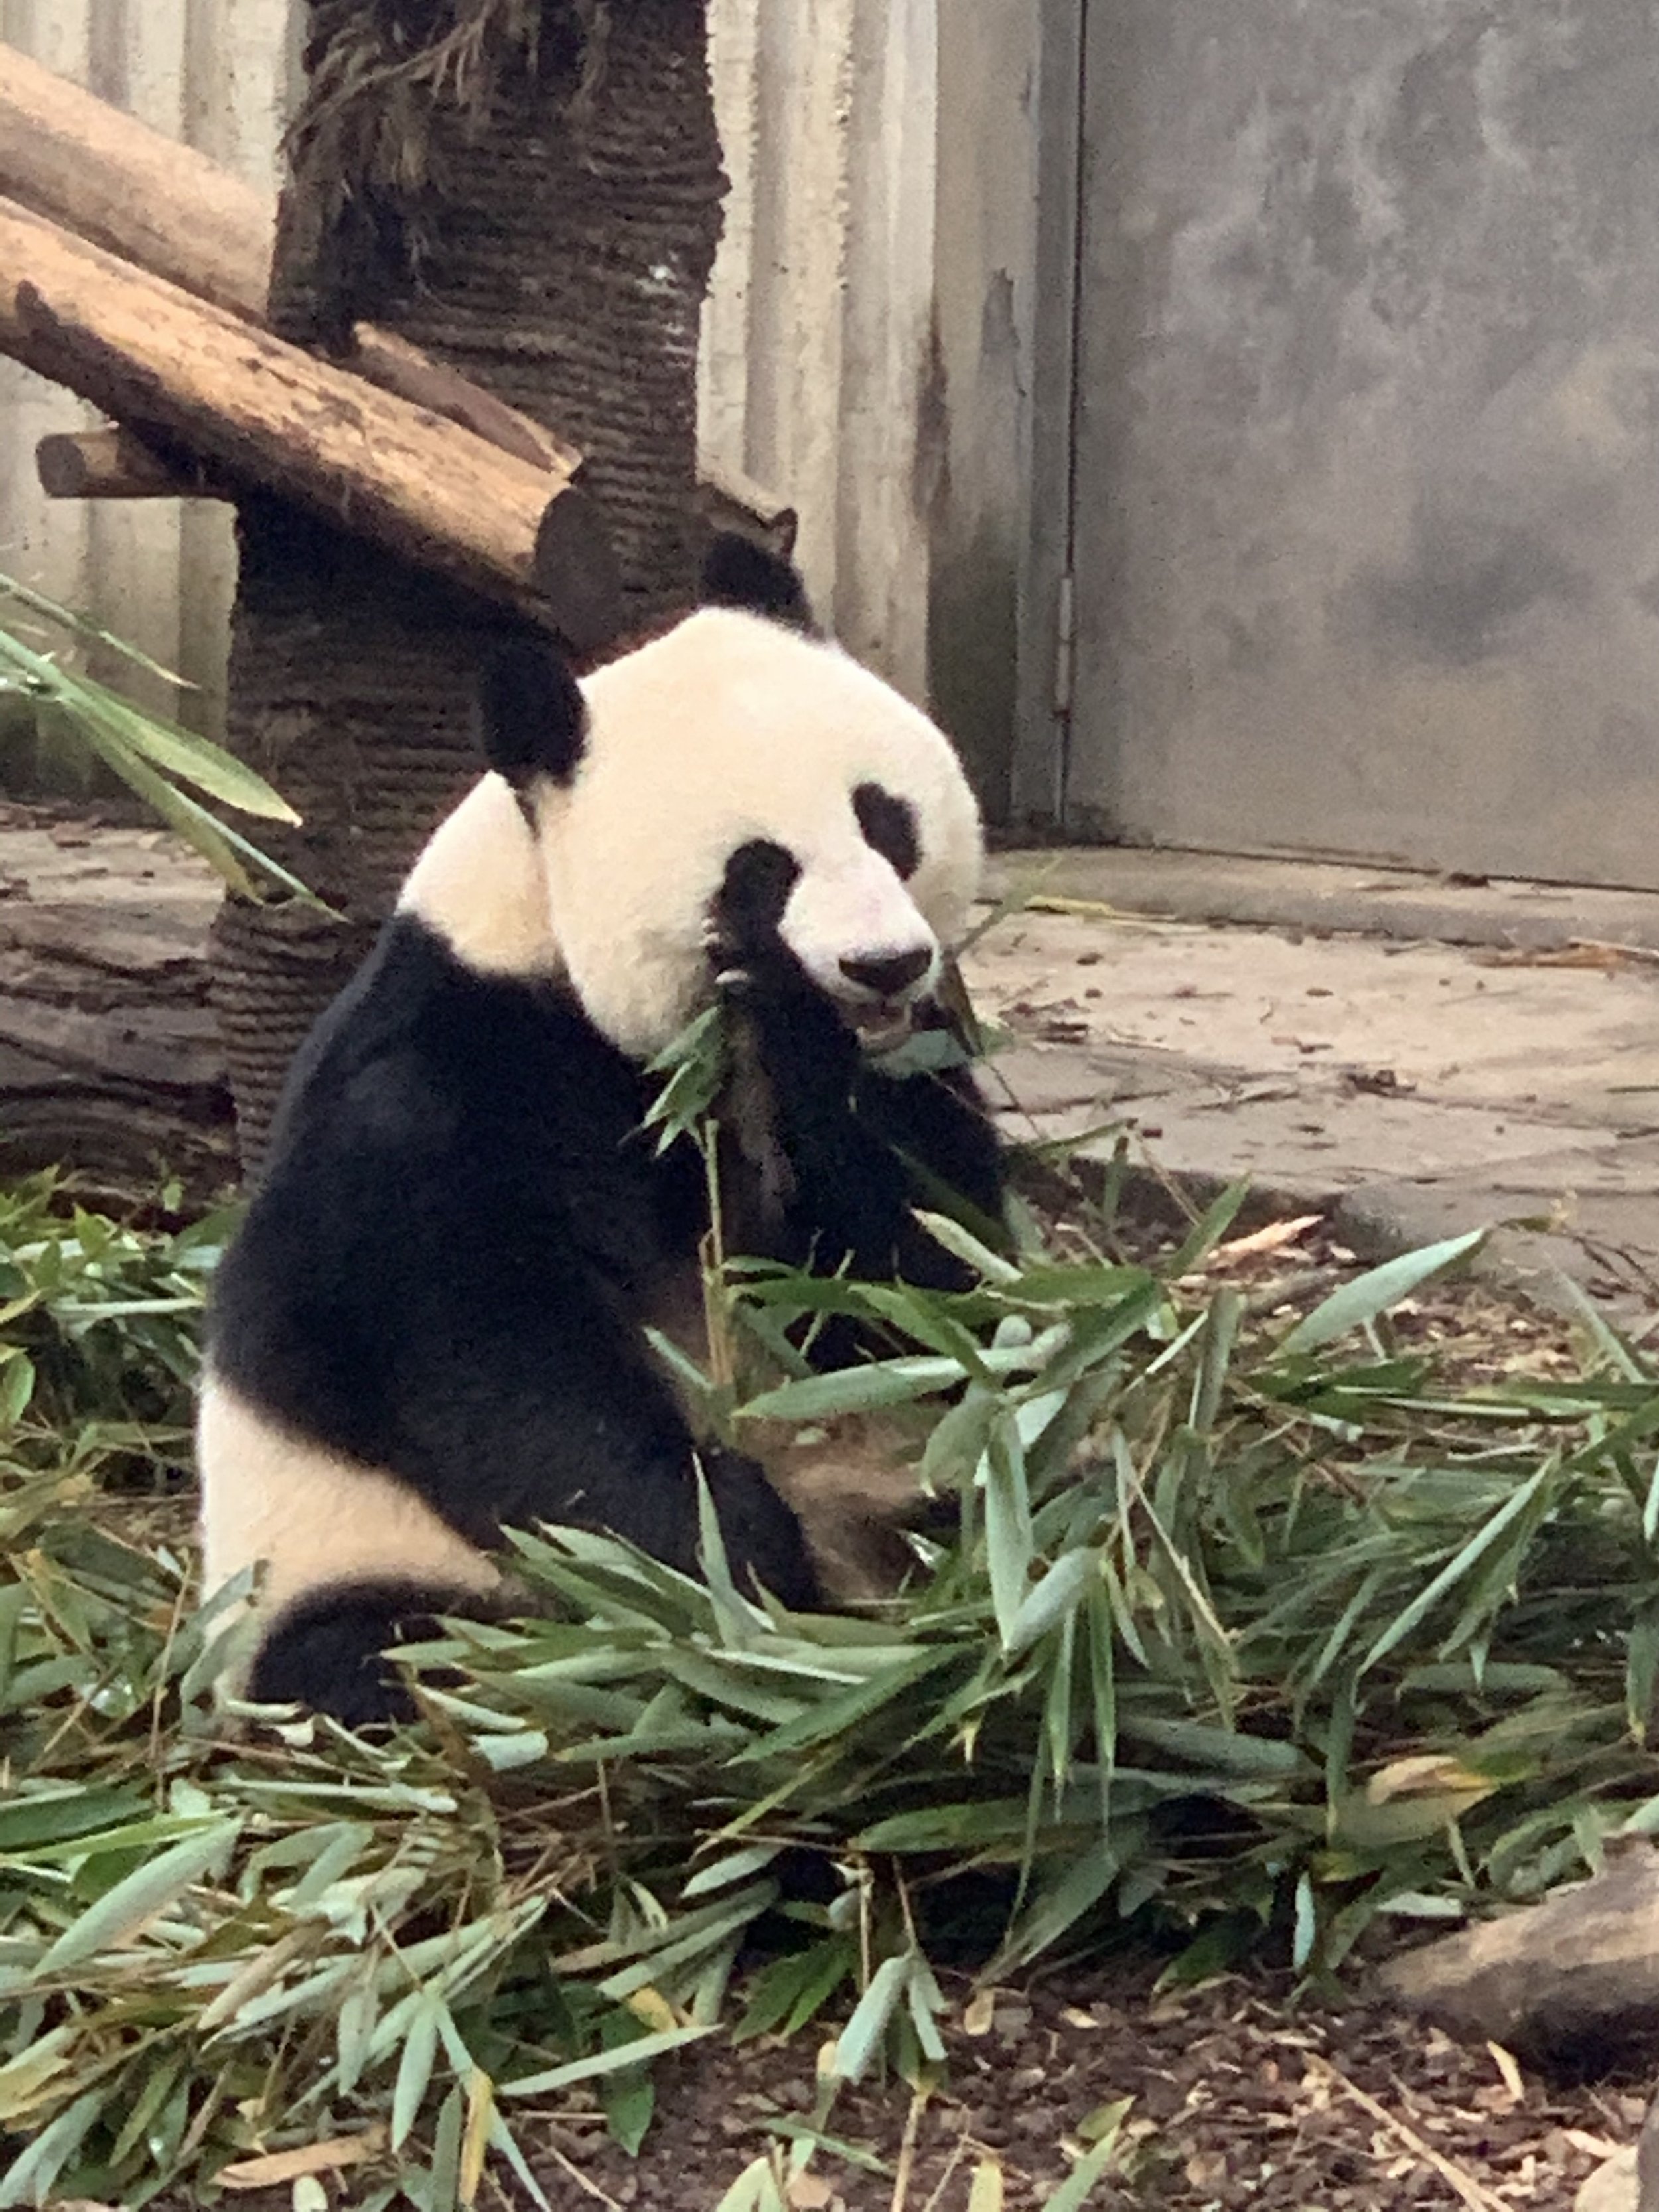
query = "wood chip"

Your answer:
(1305, 2055), (1512, 2212)
(1206, 1215), (1323, 1267)
(1486, 2041), (1525, 2106)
